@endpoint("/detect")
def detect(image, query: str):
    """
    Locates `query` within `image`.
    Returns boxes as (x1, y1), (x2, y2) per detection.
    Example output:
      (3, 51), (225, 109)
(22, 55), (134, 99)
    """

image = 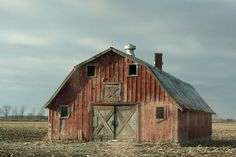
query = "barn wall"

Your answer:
(140, 101), (178, 142)
(178, 111), (212, 141)
(178, 111), (188, 141)
(48, 51), (178, 141)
